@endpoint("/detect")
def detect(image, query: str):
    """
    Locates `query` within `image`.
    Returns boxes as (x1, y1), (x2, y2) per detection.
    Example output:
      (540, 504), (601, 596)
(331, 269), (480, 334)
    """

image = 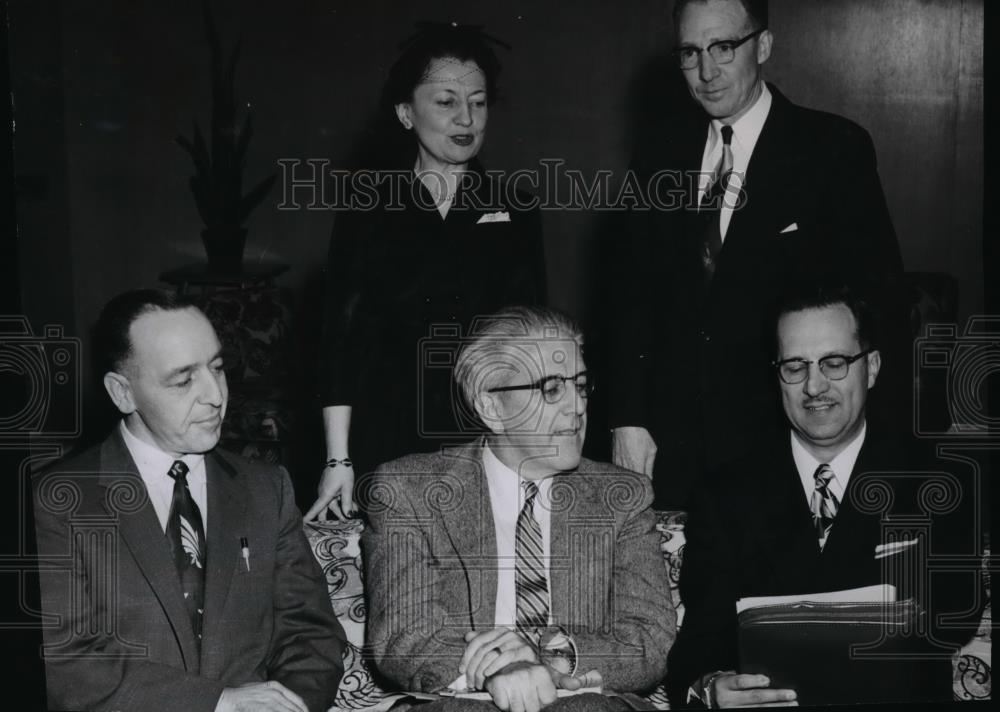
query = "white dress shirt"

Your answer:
(119, 420), (208, 532)
(790, 422), (866, 549)
(448, 446), (554, 692)
(482, 444), (553, 628)
(697, 83), (773, 241)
